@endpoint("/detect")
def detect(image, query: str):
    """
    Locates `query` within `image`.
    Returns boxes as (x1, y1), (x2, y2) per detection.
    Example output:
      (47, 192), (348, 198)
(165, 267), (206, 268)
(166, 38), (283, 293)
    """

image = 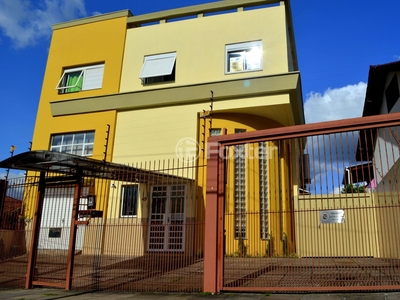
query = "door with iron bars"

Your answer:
(148, 185), (186, 252)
